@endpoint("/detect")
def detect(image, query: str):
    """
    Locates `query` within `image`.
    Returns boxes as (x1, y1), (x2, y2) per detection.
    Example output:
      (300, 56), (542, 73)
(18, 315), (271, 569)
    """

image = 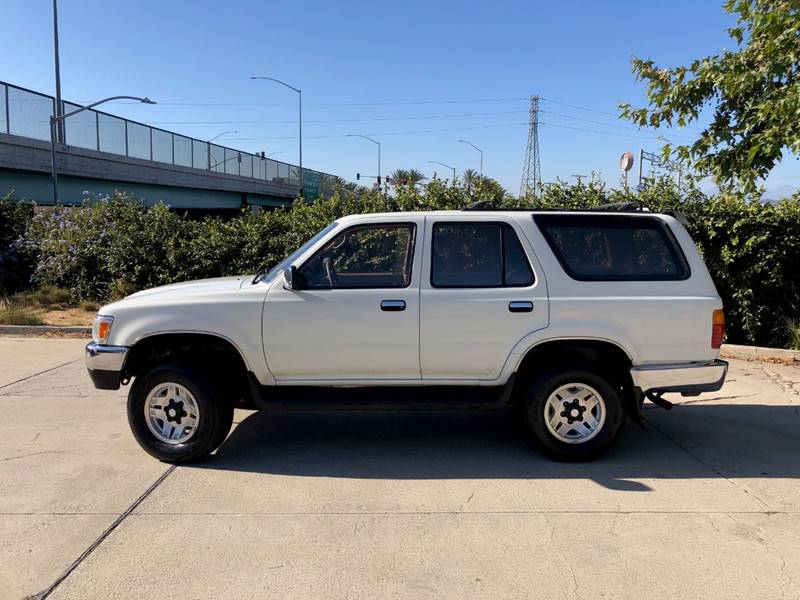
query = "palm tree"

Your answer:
(463, 168), (479, 192)
(406, 169), (426, 185)
(389, 169), (410, 185)
(388, 168), (426, 188)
